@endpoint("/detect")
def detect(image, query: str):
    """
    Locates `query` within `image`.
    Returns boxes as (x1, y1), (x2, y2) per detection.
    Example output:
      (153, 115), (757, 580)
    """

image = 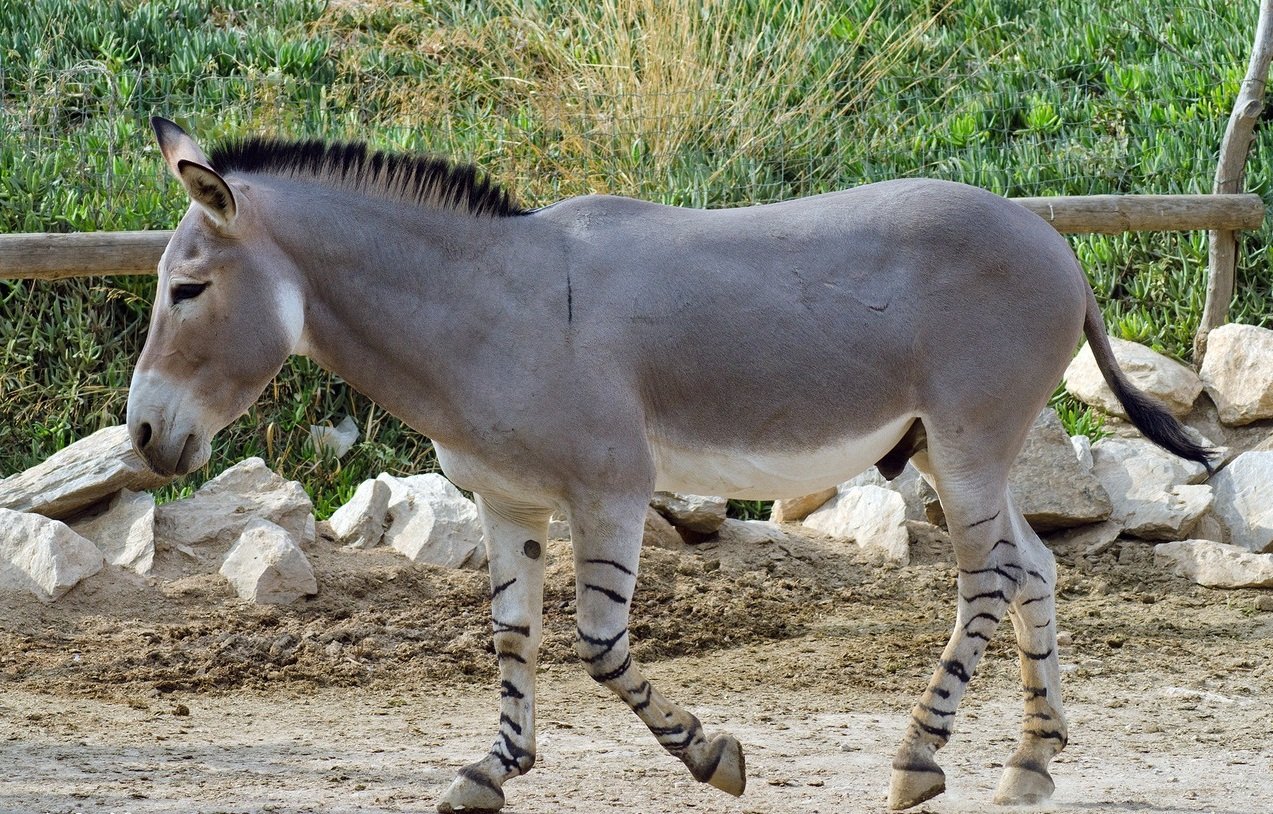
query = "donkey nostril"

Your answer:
(137, 421), (153, 449)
